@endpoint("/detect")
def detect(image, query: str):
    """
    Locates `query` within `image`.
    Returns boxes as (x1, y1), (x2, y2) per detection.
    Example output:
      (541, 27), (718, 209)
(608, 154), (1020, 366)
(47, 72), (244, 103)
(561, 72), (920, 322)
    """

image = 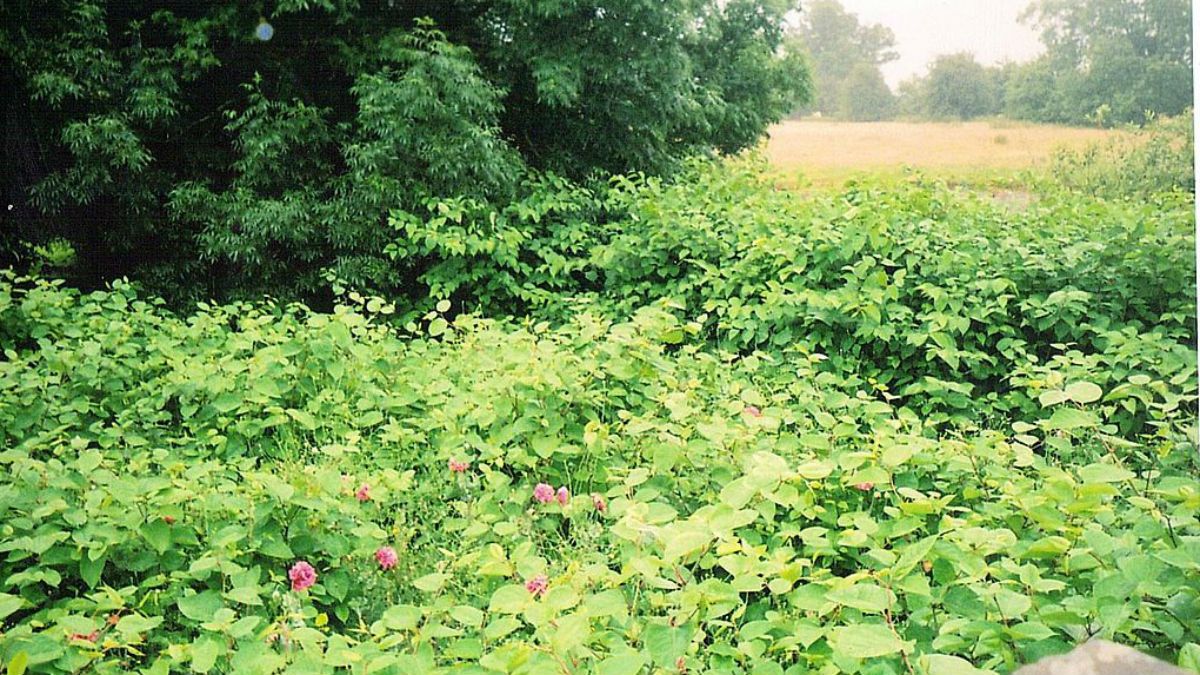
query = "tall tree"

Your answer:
(790, 0), (897, 116)
(923, 53), (999, 120)
(1016, 0), (1192, 124)
(0, 0), (810, 303)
